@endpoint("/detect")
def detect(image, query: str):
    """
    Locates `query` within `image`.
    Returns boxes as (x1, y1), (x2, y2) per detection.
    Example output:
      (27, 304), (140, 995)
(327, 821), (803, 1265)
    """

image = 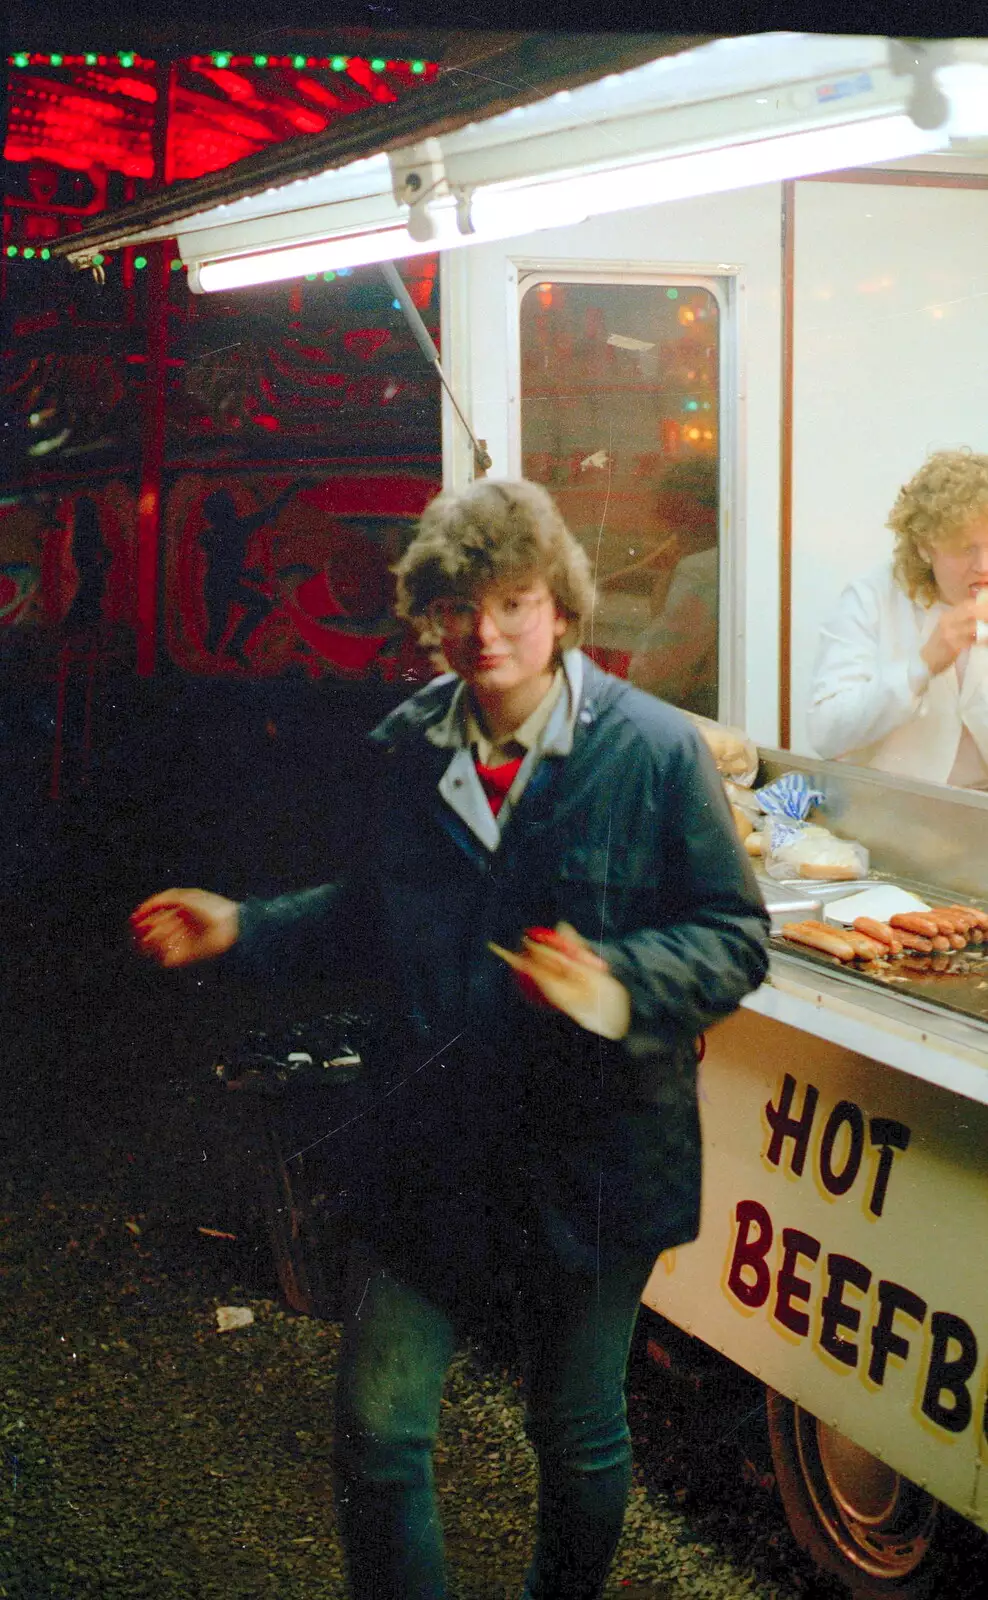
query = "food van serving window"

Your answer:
(519, 275), (722, 717)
